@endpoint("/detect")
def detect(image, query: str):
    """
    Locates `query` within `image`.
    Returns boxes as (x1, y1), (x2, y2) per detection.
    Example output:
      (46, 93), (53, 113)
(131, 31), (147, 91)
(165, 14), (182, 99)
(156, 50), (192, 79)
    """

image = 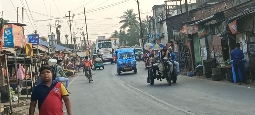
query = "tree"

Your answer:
(111, 30), (119, 38)
(119, 9), (139, 30)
